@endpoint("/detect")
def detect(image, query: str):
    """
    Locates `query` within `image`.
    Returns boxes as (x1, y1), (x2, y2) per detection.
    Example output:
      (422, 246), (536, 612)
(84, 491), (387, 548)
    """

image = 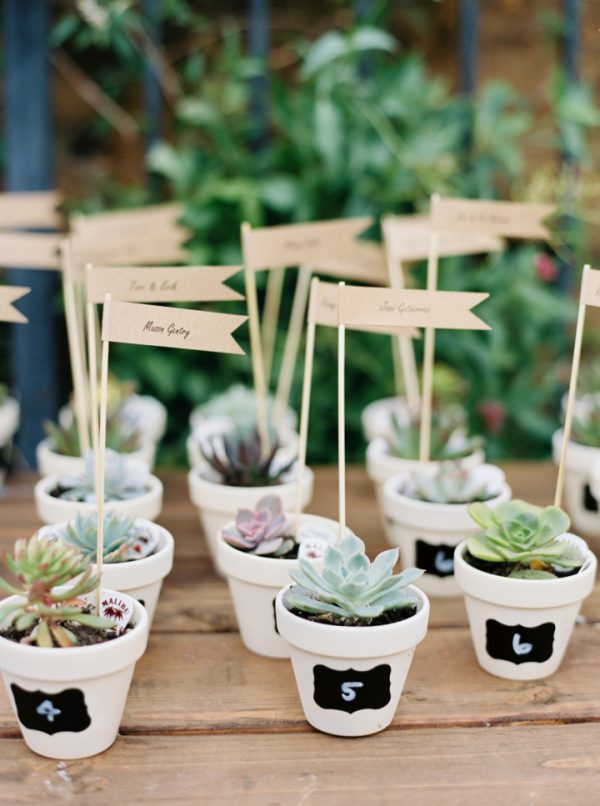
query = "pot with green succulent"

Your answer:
(382, 463), (511, 597)
(0, 535), (149, 758)
(188, 428), (313, 574)
(34, 449), (163, 525)
(275, 533), (429, 737)
(454, 499), (596, 680)
(217, 495), (342, 657)
(38, 511), (174, 625)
